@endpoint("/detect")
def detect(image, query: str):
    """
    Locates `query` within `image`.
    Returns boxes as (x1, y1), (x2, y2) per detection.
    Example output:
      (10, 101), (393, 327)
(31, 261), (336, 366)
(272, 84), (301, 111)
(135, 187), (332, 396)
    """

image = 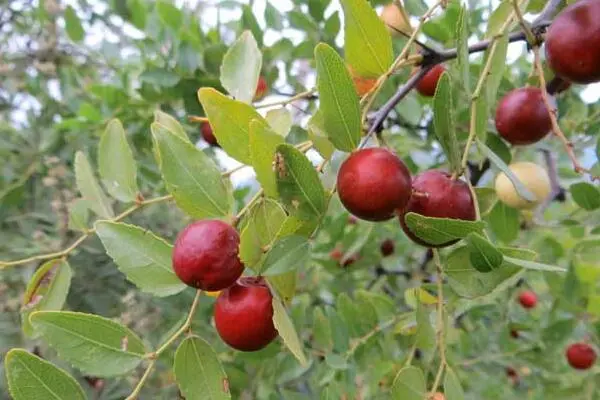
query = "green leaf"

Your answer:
(67, 199), (89, 231)
(127, 0), (147, 29)
(391, 366), (427, 400)
(154, 110), (189, 142)
(477, 140), (536, 201)
(241, 5), (263, 46)
(503, 256), (566, 272)
(139, 67), (180, 87)
(473, 96), (489, 141)
(487, 201), (519, 243)
(249, 121), (285, 198)
(5, 349), (86, 400)
(152, 122), (233, 219)
(433, 72), (460, 172)
(74, 151), (113, 218)
(272, 297), (308, 366)
(64, 6), (84, 42)
(485, 1), (513, 38)
(98, 119), (138, 202)
(30, 311), (146, 377)
(484, 34), (509, 104)
(314, 43), (361, 152)
(340, 0), (393, 77)
(198, 88), (269, 164)
(262, 235), (310, 275)
(475, 187), (497, 216)
(156, 0), (182, 30)
(456, 6), (470, 92)
(21, 259), (71, 337)
(415, 302), (435, 350)
(312, 307), (333, 352)
(444, 367), (465, 400)
(404, 212), (486, 246)
(95, 221), (185, 297)
(307, 109), (335, 160)
(267, 272), (297, 304)
(265, 108), (292, 137)
(446, 246), (524, 299)
(465, 232), (503, 273)
(498, 246), (537, 260)
(239, 198), (287, 268)
(570, 182), (600, 210)
(220, 31), (262, 104)
(275, 143), (327, 220)
(173, 336), (231, 400)
(265, 3), (284, 30)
